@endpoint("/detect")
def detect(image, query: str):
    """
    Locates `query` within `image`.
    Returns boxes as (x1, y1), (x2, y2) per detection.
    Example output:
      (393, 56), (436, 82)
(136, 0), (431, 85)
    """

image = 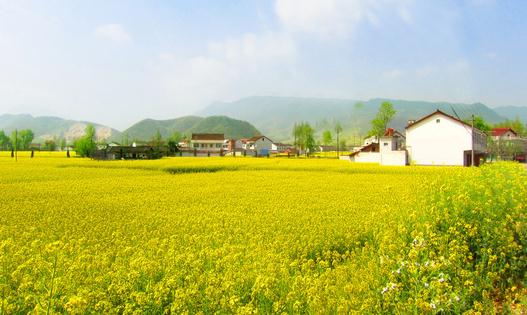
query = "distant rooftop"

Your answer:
(191, 133), (225, 141)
